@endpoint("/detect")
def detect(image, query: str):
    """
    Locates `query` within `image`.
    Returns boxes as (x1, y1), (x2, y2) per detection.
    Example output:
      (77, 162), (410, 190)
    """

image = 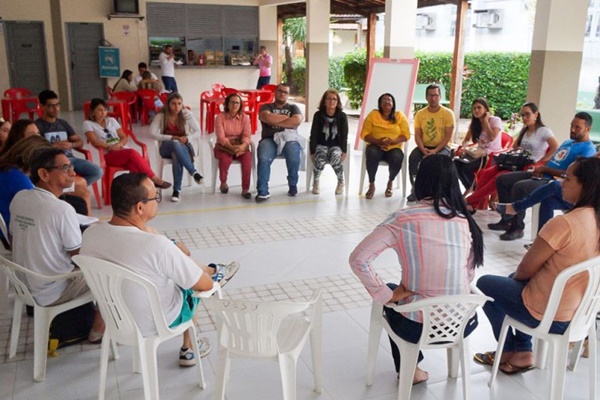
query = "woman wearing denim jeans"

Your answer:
(151, 92), (202, 202)
(475, 157), (600, 374)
